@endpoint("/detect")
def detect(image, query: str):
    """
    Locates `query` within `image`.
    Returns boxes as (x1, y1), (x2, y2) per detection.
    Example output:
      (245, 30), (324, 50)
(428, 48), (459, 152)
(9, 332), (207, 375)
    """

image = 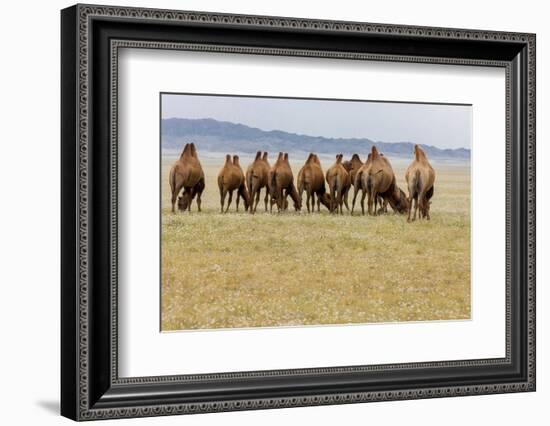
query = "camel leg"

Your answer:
(360, 191), (367, 215)
(418, 191), (426, 219)
(236, 193), (240, 212)
(186, 187), (194, 213)
(220, 188), (227, 213)
(253, 189), (261, 214)
(337, 190), (343, 215)
(407, 197), (413, 222)
(317, 194), (321, 212)
(412, 196), (418, 221)
(196, 192), (202, 212)
(249, 190), (256, 214)
(171, 180), (184, 213)
(264, 187), (269, 212)
(351, 186), (359, 215)
(225, 190), (233, 213)
(277, 188), (283, 212)
(343, 190), (350, 212)
(367, 192), (373, 216)
(171, 192), (177, 213)
(330, 186), (336, 214)
(425, 200), (431, 220)
(306, 192), (311, 213)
